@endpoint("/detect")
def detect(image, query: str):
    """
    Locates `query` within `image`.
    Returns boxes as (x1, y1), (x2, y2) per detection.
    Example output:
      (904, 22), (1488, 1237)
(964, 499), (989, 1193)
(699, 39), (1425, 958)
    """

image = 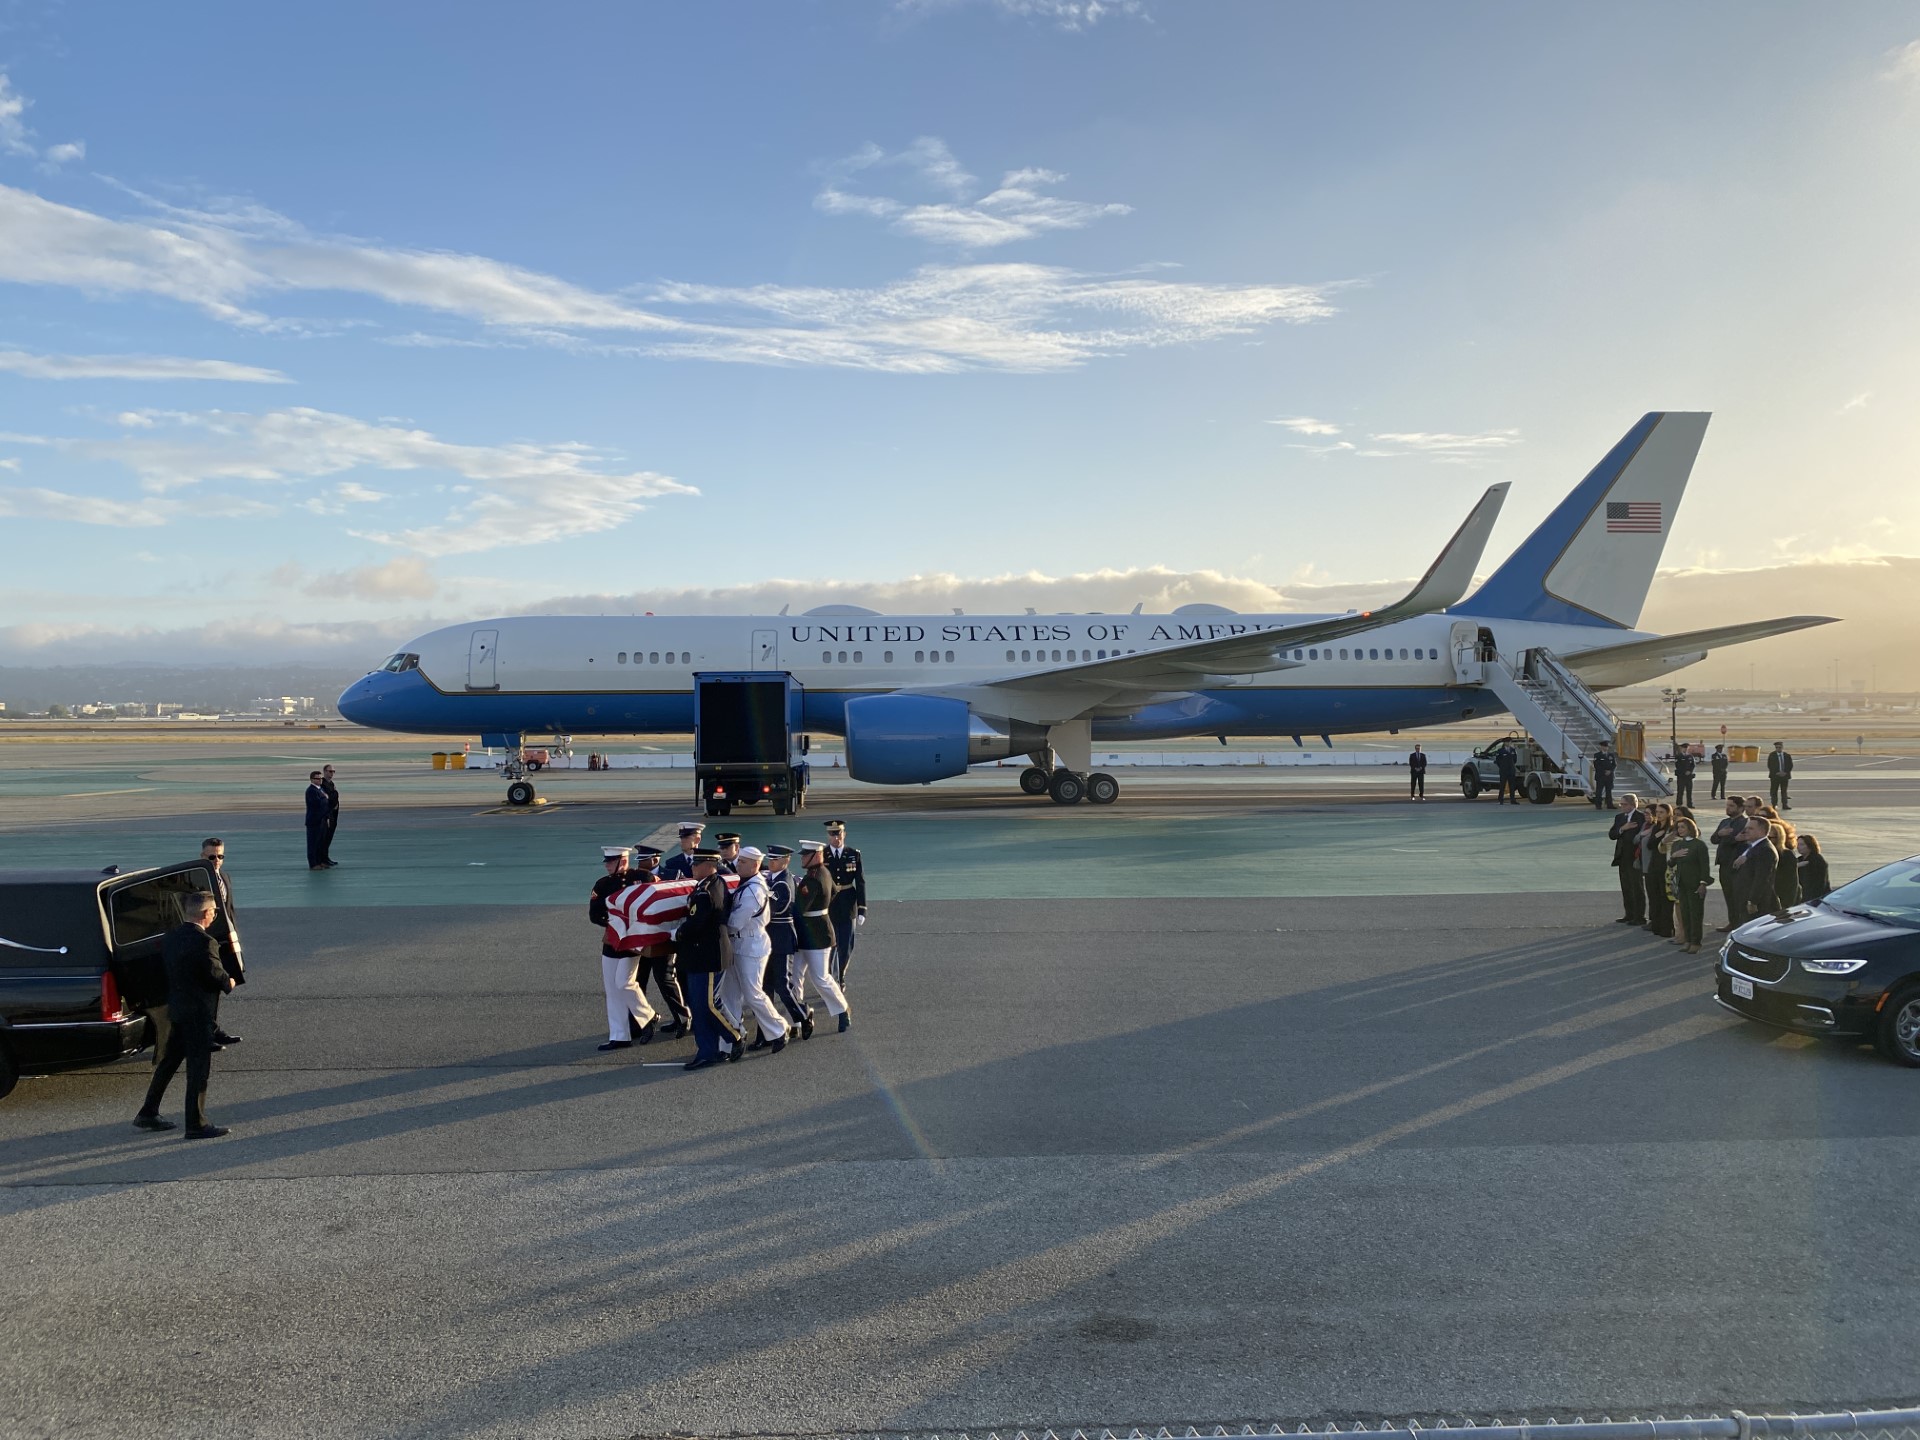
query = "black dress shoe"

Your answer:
(213, 1031), (241, 1045)
(635, 1018), (657, 1045)
(184, 1125), (230, 1140)
(1613, 917), (1638, 924)
(837, 1013), (850, 1033)
(597, 1040), (632, 1052)
(133, 1114), (176, 1131)
(748, 1032), (772, 1052)
(666, 1020), (688, 1039)
(768, 1036), (786, 1055)
(727, 1041), (744, 1063)
(208, 1041), (226, 1052)
(801, 1015), (815, 1040)
(684, 1055), (719, 1071)
(628, 1013), (645, 1038)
